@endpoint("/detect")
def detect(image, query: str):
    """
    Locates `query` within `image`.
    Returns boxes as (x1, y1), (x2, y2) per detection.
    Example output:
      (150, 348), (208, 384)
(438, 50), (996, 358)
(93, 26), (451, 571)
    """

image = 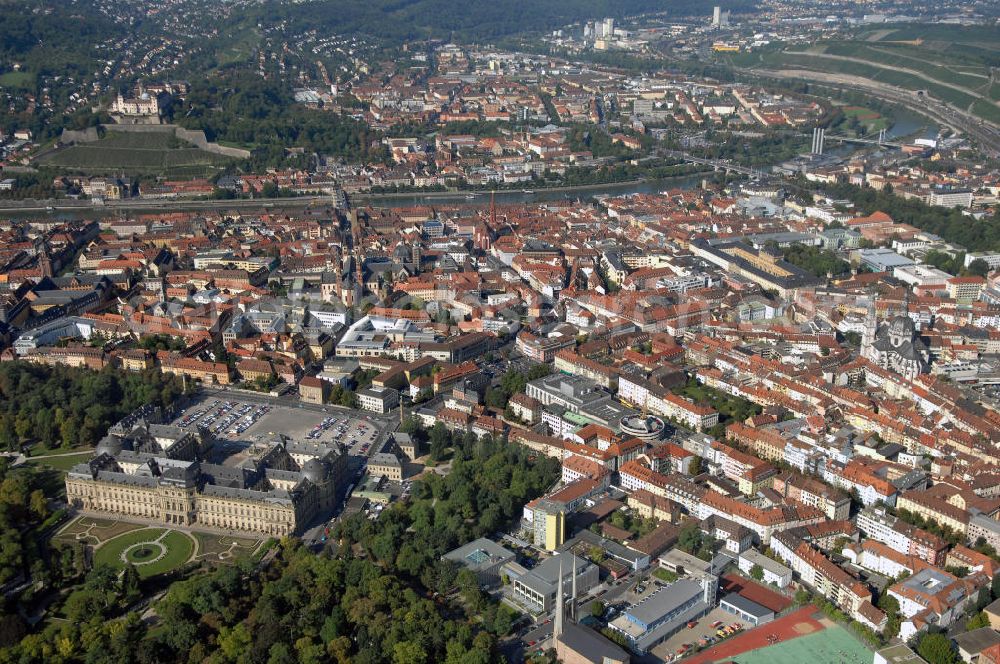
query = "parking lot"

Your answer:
(651, 606), (744, 662)
(600, 574), (663, 614)
(171, 395), (382, 453)
(176, 399), (273, 438)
